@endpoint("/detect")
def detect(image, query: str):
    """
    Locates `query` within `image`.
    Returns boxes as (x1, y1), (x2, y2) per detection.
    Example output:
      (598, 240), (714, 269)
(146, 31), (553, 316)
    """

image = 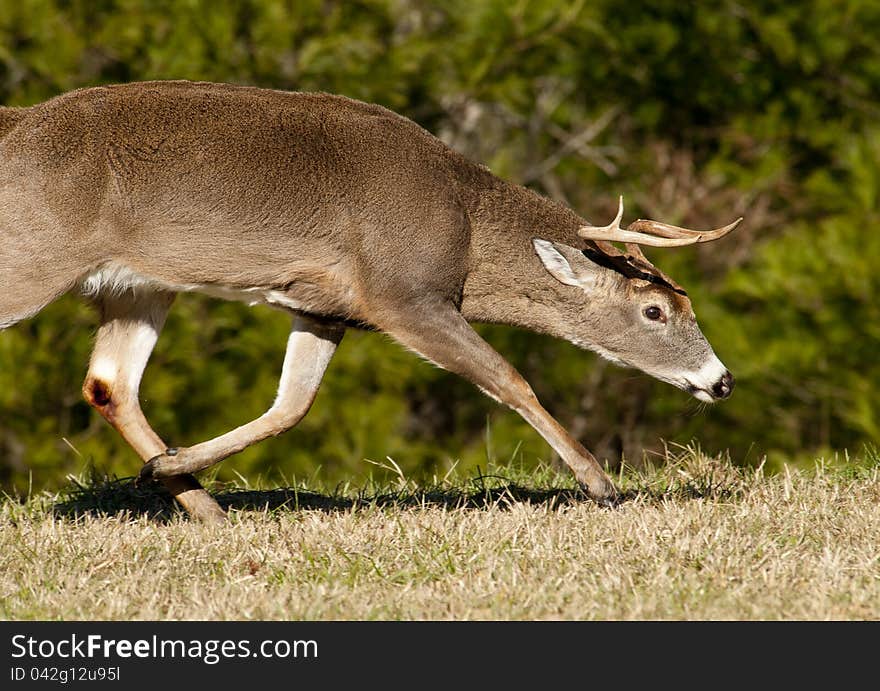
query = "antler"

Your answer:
(578, 197), (742, 247)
